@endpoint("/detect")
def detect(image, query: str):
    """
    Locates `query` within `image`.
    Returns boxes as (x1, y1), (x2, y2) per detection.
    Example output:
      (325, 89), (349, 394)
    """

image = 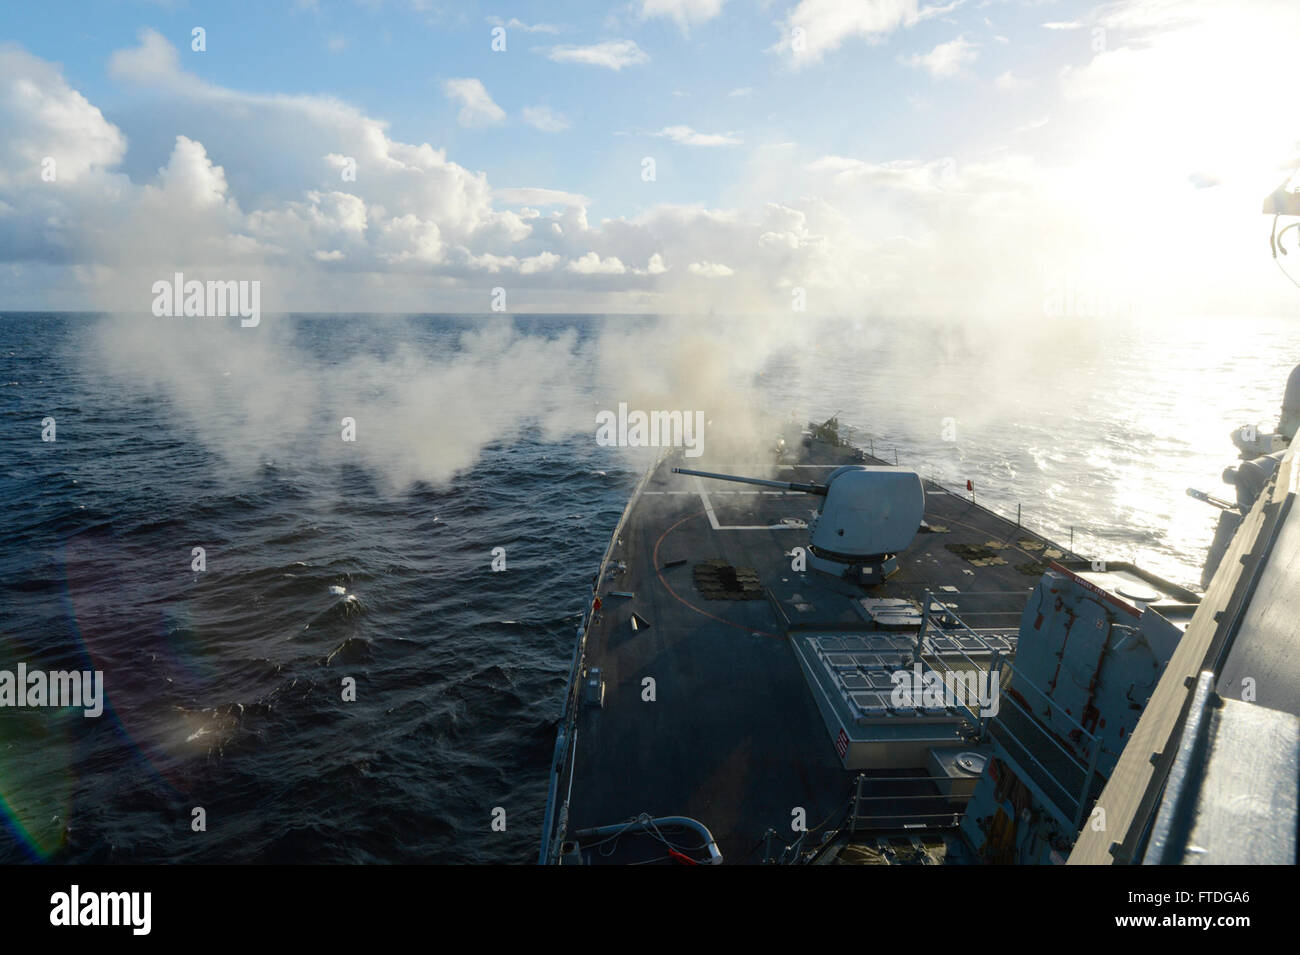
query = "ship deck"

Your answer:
(561, 435), (1085, 864)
